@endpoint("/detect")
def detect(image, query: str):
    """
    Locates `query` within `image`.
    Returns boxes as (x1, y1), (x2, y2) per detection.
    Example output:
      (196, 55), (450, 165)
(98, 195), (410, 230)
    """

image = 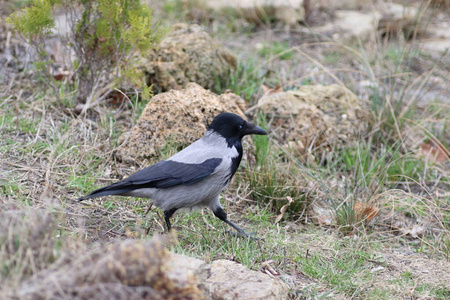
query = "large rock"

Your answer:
(115, 83), (247, 166)
(252, 84), (371, 156)
(205, 260), (289, 300)
(314, 10), (380, 42)
(419, 11), (450, 53)
(142, 23), (236, 92)
(311, 2), (423, 43)
(10, 238), (208, 300)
